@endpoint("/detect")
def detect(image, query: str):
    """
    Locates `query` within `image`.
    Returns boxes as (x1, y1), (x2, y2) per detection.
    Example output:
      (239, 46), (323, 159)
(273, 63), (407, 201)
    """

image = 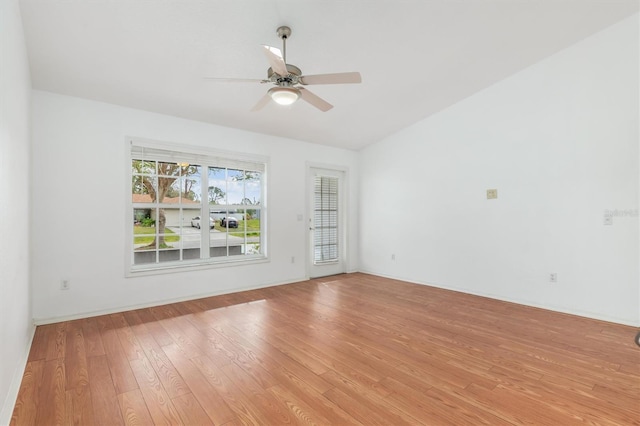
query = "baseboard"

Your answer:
(359, 269), (640, 328)
(33, 276), (309, 325)
(0, 323), (36, 426)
